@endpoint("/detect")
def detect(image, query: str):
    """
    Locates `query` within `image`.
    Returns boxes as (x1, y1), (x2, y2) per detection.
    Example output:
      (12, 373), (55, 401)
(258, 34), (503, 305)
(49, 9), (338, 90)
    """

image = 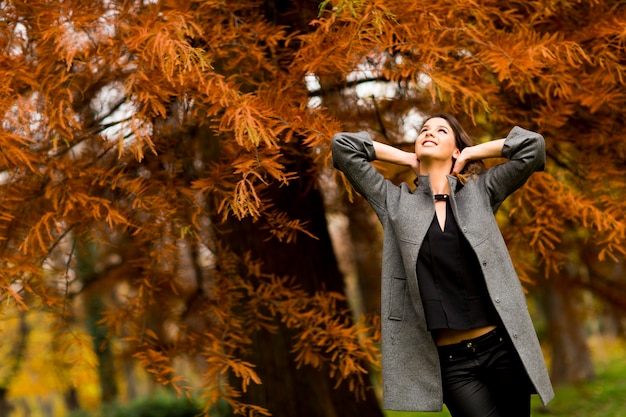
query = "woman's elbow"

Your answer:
(532, 133), (546, 172)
